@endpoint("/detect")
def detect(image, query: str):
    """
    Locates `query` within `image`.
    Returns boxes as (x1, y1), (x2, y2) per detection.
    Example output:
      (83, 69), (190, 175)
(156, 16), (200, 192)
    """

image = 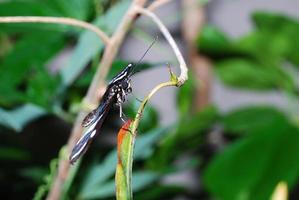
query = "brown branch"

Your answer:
(135, 6), (188, 85)
(0, 16), (110, 45)
(182, 0), (211, 110)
